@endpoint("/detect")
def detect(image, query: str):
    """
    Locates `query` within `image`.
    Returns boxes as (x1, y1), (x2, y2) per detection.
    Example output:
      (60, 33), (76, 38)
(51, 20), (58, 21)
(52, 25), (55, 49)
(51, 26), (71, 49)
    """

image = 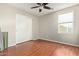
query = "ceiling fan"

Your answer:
(31, 3), (53, 12)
